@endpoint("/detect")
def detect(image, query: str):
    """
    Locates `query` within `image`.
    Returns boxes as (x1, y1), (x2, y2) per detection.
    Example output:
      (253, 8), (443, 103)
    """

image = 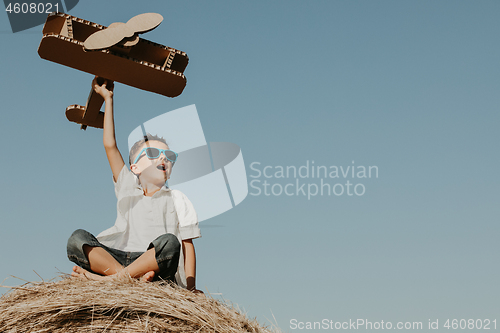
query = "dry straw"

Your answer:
(0, 276), (278, 332)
